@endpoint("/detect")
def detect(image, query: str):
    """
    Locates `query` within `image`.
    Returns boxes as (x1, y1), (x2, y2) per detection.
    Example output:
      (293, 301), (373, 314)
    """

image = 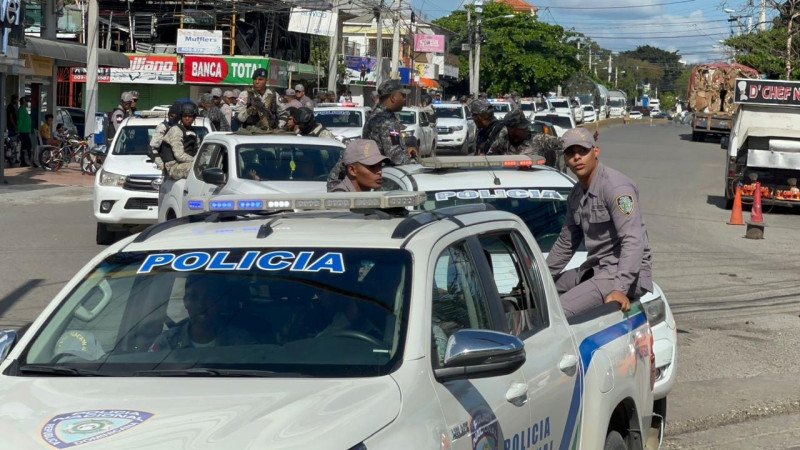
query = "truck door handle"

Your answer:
(505, 382), (528, 406)
(559, 354), (579, 375)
